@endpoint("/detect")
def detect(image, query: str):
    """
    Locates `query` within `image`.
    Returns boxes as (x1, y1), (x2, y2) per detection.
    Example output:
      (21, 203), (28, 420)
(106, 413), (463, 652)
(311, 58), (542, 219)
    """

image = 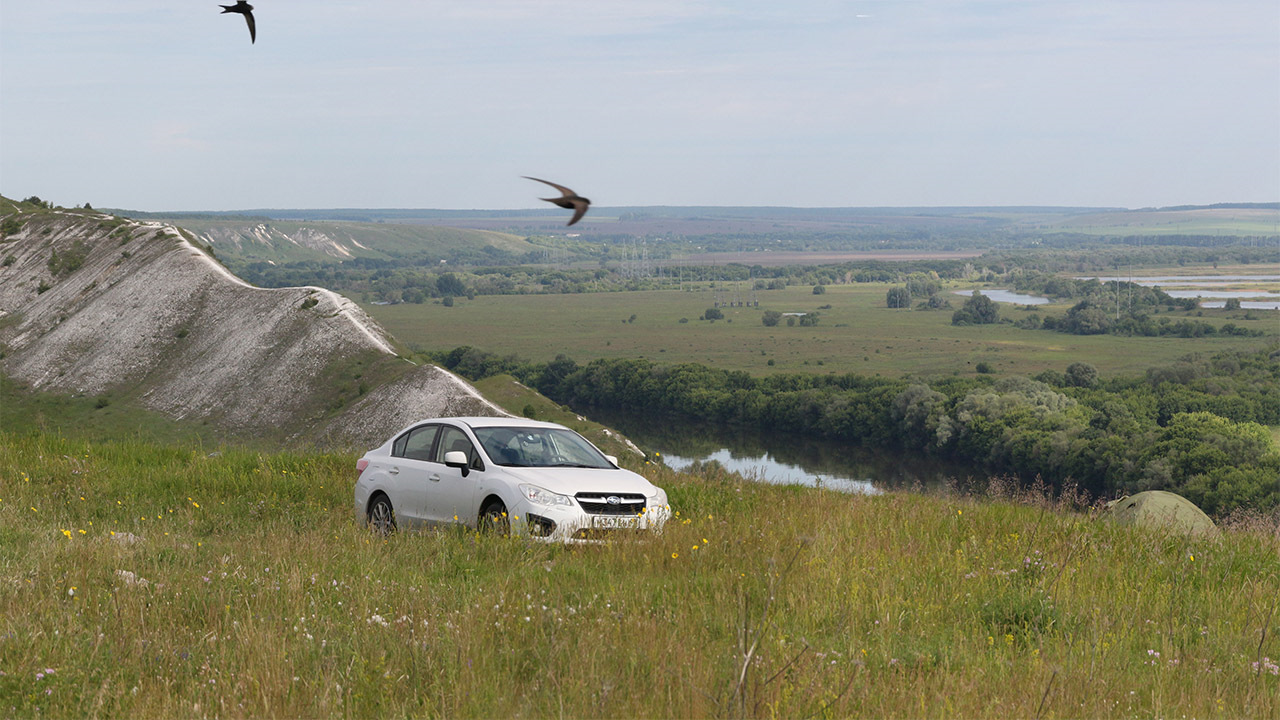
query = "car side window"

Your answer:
(435, 426), (484, 471)
(399, 425), (439, 462)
